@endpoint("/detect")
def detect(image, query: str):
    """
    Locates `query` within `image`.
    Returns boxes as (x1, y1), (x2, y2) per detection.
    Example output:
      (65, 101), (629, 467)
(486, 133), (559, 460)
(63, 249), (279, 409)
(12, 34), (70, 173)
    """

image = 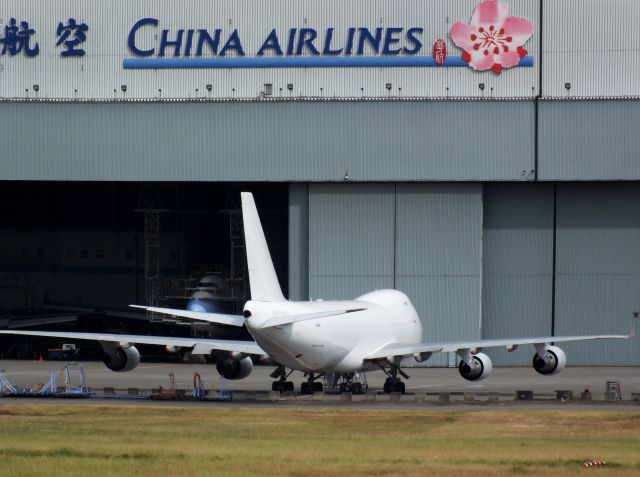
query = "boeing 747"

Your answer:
(1, 193), (636, 394)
